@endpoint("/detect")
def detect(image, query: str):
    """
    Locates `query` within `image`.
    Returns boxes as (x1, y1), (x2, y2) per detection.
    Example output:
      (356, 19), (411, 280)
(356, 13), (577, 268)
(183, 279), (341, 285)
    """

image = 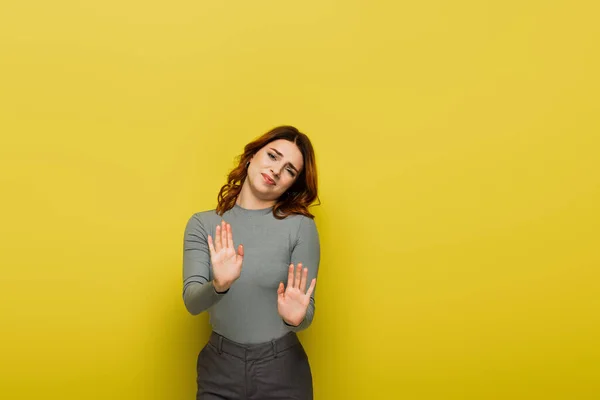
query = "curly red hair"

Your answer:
(216, 125), (320, 220)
